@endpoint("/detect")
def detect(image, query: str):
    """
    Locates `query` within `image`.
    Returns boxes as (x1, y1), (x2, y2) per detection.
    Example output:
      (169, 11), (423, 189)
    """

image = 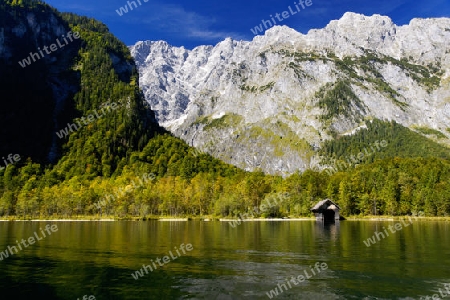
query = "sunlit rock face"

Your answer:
(131, 13), (450, 175)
